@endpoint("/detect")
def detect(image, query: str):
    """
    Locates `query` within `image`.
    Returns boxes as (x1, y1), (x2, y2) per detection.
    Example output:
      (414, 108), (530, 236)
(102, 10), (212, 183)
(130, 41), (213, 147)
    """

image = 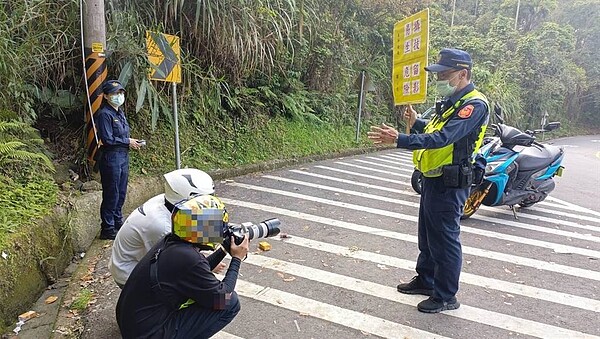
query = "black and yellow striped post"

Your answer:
(84, 51), (107, 166)
(81, 0), (107, 170)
